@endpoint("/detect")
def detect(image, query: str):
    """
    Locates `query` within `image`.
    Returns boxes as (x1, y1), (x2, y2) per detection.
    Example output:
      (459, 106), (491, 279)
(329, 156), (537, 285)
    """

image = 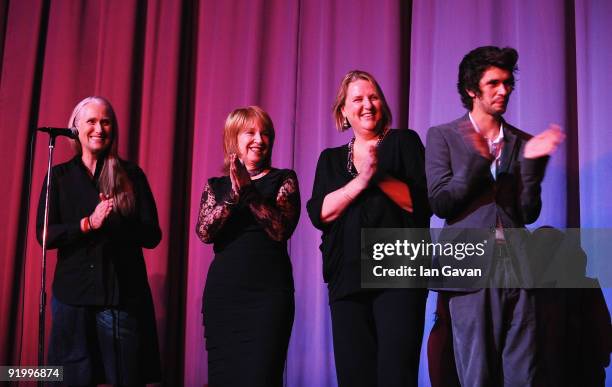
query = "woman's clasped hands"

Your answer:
(89, 193), (114, 230)
(229, 153), (252, 203)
